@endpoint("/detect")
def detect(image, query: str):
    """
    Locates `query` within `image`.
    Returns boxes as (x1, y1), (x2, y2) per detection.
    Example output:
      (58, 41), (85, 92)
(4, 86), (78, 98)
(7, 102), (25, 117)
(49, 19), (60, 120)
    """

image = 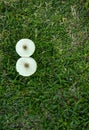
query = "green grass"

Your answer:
(0, 0), (89, 129)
